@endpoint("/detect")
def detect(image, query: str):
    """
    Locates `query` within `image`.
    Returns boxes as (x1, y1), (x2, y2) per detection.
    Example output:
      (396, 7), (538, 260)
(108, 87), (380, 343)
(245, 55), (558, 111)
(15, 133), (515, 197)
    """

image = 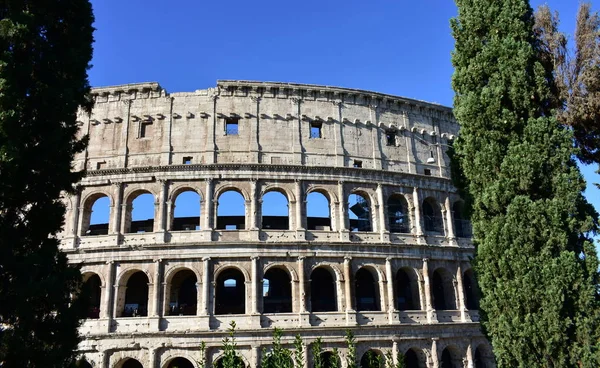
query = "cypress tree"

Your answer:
(451, 0), (600, 366)
(0, 1), (94, 367)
